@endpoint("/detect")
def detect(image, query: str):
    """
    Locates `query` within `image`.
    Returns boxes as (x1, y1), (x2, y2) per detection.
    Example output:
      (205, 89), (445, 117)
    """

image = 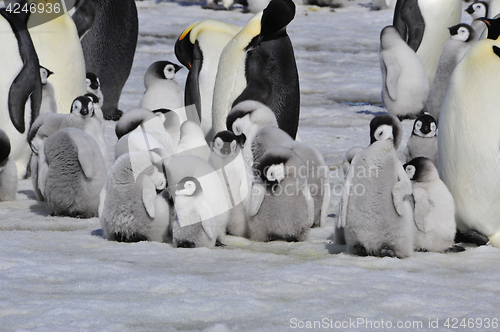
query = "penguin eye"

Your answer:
(72, 100), (82, 113)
